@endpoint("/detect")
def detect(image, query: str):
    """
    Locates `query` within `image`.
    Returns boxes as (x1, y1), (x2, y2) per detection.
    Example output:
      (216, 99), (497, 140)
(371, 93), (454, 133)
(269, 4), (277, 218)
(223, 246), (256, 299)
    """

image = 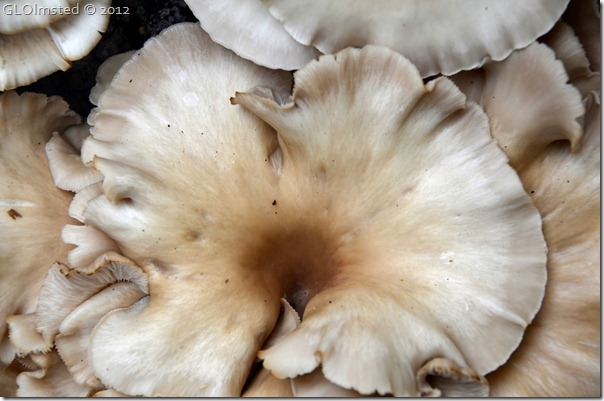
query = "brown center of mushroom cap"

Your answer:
(69, 23), (547, 397)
